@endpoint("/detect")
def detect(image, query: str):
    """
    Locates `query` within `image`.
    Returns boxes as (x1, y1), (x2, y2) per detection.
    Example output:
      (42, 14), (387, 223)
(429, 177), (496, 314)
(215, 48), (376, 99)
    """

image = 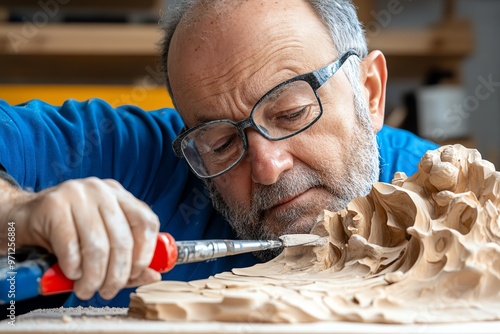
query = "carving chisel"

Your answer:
(39, 233), (284, 296)
(0, 233), (321, 302)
